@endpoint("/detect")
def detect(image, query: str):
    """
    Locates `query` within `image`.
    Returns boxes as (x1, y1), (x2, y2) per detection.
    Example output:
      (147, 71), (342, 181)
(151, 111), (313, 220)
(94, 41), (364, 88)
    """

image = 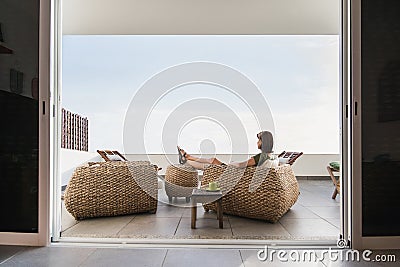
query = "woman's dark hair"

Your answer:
(257, 131), (274, 153)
